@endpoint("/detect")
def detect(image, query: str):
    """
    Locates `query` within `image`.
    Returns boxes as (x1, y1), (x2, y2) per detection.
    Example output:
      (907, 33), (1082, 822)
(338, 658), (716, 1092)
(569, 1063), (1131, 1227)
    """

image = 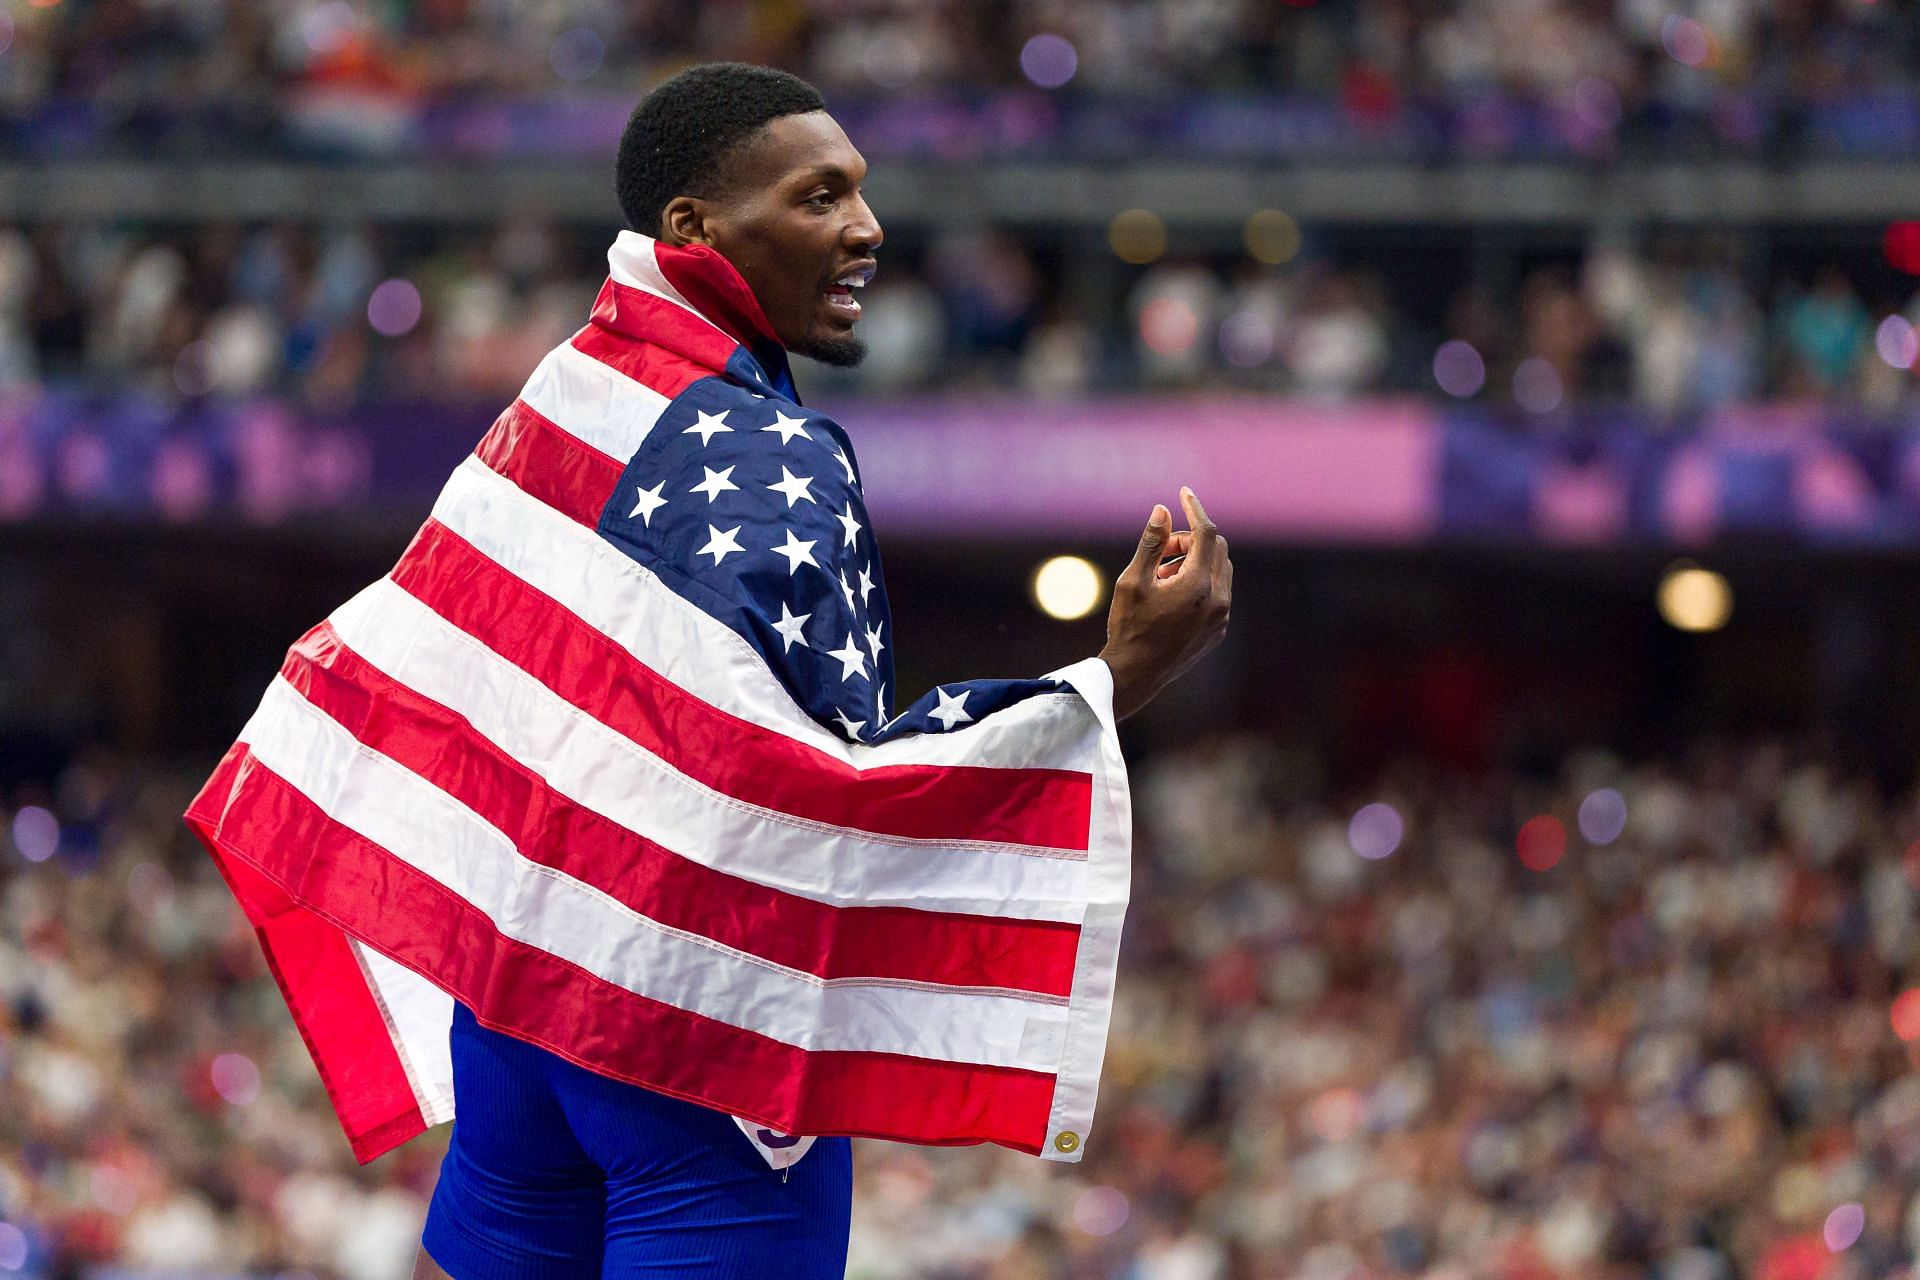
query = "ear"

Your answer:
(660, 196), (714, 247)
